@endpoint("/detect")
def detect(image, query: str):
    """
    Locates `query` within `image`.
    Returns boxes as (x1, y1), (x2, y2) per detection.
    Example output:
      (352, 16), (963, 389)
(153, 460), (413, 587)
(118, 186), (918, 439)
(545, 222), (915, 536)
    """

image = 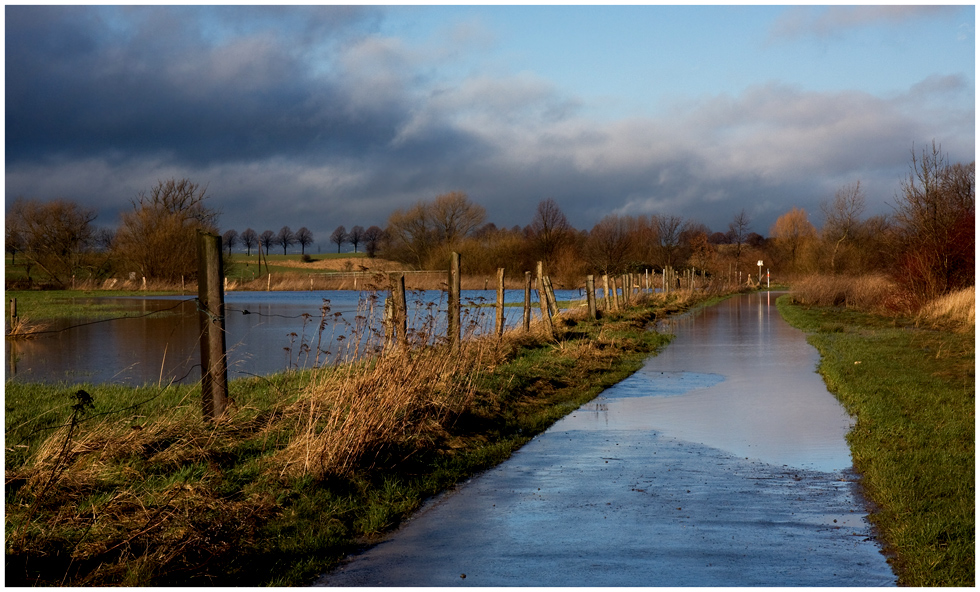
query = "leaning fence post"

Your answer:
(197, 230), (229, 422)
(544, 276), (559, 318)
(523, 271), (532, 332)
(586, 275), (597, 319)
(495, 267), (506, 337)
(448, 252), (461, 353)
(536, 261), (554, 339)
